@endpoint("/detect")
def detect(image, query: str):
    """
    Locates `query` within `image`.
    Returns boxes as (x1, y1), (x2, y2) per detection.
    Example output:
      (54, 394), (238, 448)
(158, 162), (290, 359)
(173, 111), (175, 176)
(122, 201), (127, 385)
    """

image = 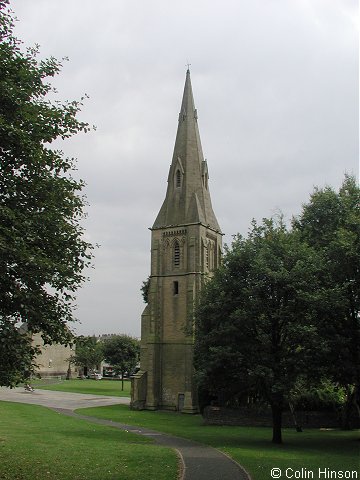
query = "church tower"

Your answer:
(131, 69), (222, 413)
